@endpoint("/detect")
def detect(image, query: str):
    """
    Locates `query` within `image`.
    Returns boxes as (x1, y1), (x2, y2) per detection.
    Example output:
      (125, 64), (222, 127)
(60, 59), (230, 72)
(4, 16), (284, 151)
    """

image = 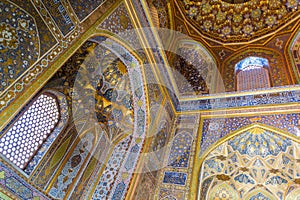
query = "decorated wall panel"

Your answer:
(49, 131), (97, 199)
(131, 26), (177, 196)
(0, 0), (57, 92)
(98, 3), (134, 35)
(42, 0), (75, 35)
(155, 114), (200, 200)
(0, 0), (81, 114)
(133, 82), (175, 199)
(131, 99), (175, 199)
(91, 136), (132, 200)
(146, 0), (171, 29)
(69, 135), (110, 199)
(132, 169), (158, 200)
(177, 87), (300, 112)
(30, 123), (80, 190)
